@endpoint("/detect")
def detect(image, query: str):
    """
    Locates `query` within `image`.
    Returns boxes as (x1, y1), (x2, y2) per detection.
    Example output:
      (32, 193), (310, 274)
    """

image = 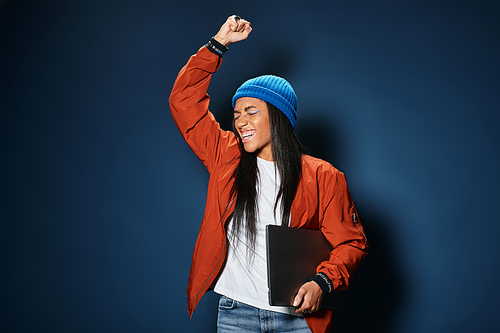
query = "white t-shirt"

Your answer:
(214, 157), (301, 316)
